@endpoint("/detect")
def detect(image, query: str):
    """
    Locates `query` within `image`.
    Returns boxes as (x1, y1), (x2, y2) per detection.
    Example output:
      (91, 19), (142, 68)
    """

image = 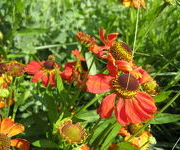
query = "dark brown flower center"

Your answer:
(43, 60), (55, 69)
(118, 73), (139, 91)
(0, 134), (11, 150)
